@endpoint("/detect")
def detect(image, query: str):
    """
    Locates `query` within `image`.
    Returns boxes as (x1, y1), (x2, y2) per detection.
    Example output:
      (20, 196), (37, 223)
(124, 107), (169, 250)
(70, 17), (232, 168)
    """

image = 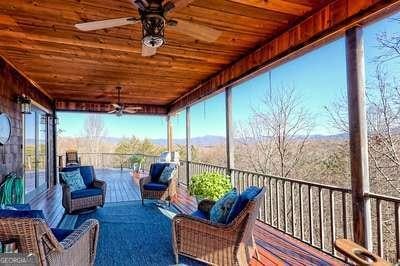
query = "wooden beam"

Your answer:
(228, 0), (312, 16)
(169, 0), (400, 113)
(345, 26), (372, 250)
(167, 115), (173, 152)
(186, 106), (191, 184)
(225, 87), (234, 176)
(55, 100), (167, 115)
